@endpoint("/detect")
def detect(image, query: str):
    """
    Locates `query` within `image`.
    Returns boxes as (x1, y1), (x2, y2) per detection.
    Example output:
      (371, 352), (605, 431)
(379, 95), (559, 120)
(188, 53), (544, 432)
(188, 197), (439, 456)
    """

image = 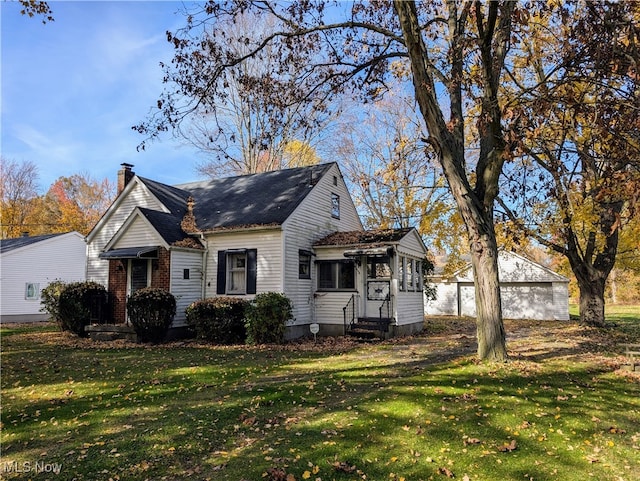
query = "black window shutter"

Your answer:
(246, 249), (257, 294)
(216, 250), (226, 294)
